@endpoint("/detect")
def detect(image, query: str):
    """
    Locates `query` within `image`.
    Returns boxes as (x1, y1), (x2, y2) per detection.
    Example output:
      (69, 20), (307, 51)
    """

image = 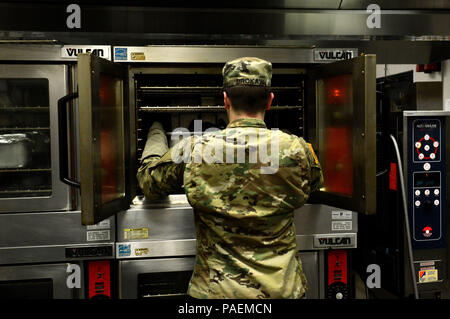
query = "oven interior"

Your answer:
(133, 66), (306, 196)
